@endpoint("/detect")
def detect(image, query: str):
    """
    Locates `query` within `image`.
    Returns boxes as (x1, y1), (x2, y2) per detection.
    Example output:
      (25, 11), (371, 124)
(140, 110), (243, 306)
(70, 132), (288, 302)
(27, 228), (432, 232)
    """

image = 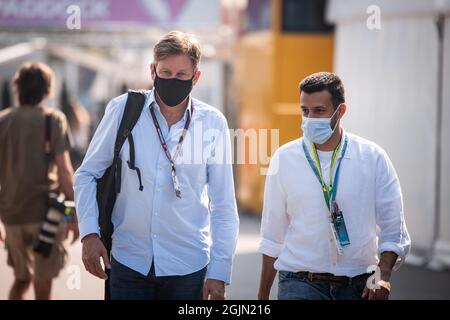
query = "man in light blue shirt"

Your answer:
(74, 31), (239, 300)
